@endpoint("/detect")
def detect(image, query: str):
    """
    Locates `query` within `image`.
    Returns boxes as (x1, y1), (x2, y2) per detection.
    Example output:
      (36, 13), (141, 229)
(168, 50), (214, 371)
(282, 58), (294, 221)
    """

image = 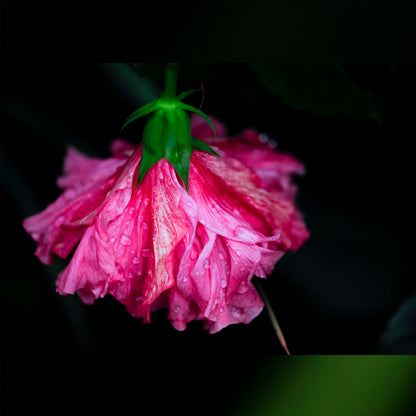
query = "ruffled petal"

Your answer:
(190, 151), (295, 250)
(23, 166), (122, 265)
